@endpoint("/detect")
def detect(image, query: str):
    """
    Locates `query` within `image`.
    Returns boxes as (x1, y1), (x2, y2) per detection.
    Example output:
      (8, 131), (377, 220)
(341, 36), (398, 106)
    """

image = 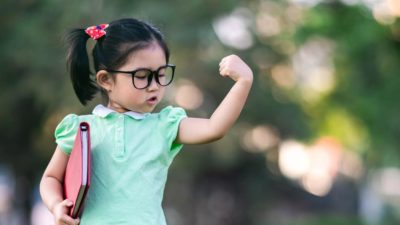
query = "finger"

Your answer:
(219, 65), (224, 73)
(219, 68), (230, 77)
(63, 199), (74, 207)
(219, 56), (231, 66)
(219, 64), (226, 74)
(60, 214), (79, 225)
(219, 65), (225, 73)
(73, 218), (80, 225)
